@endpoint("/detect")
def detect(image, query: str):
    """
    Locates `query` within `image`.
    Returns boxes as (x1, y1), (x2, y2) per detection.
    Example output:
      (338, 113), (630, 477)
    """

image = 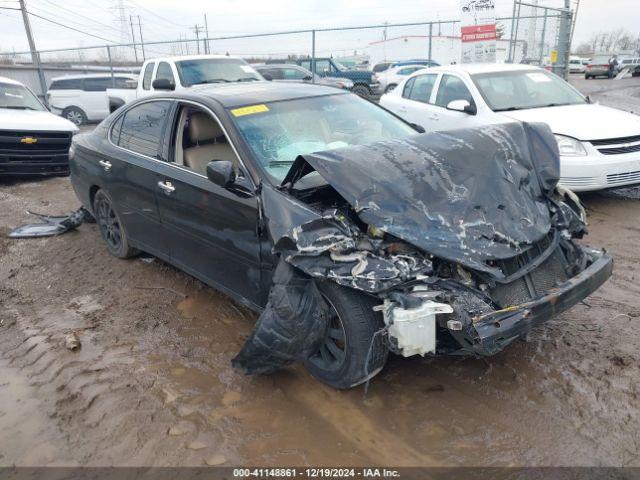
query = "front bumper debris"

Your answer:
(466, 249), (613, 356)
